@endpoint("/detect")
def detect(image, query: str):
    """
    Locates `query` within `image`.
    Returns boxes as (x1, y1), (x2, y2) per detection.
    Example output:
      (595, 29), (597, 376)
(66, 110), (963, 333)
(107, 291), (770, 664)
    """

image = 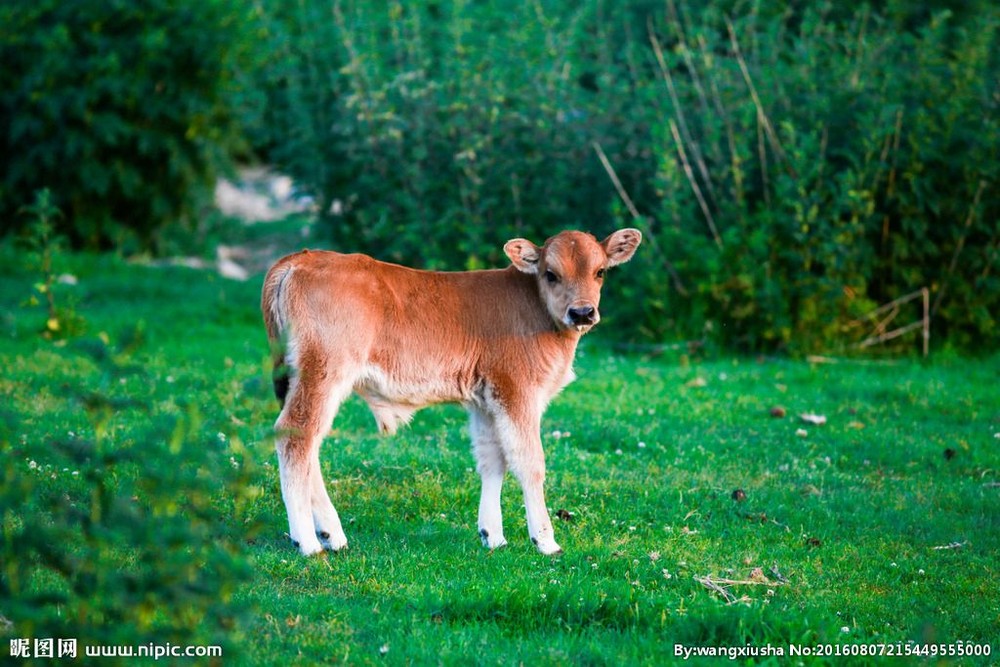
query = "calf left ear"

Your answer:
(602, 228), (642, 267)
(504, 238), (541, 274)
